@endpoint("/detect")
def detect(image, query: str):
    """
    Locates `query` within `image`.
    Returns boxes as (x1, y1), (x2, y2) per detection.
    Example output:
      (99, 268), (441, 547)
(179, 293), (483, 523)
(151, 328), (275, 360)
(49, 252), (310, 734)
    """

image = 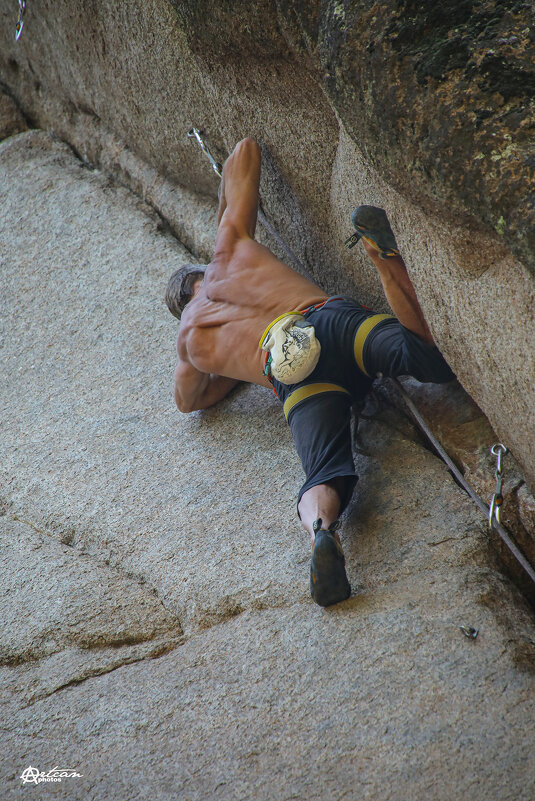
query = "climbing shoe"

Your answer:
(344, 205), (400, 259)
(310, 518), (351, 607)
